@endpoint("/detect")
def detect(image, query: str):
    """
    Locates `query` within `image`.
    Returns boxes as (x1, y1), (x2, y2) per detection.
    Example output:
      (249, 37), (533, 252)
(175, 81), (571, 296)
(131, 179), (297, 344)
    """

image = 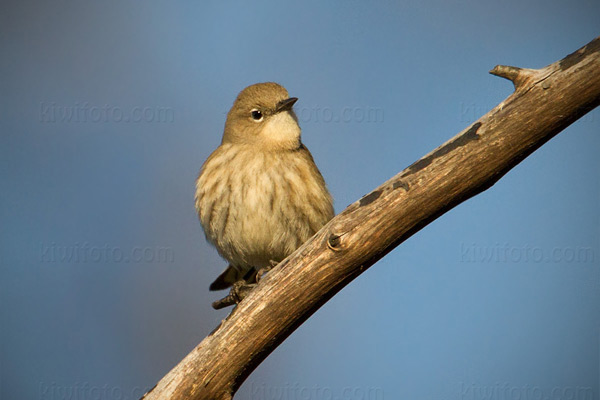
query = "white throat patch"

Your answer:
(260, 111), (301, 150)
